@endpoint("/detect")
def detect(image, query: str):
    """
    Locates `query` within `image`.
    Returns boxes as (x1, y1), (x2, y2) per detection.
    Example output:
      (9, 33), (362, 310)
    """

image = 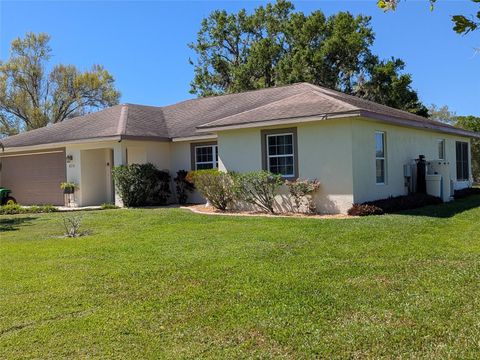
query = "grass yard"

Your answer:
(1, 197), (480, 359)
